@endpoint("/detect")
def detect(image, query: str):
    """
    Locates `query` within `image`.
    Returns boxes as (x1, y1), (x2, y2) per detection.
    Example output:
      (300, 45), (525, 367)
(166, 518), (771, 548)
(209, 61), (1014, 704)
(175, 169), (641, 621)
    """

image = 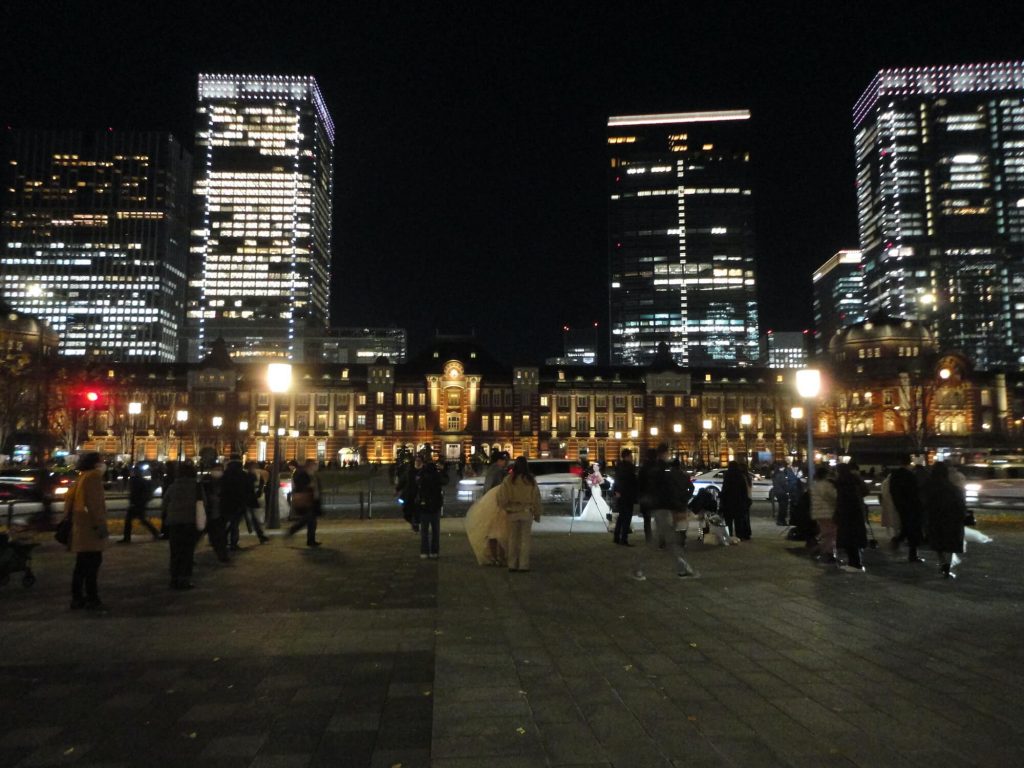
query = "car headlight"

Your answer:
(965, 483), (982, 492)
(55, 487), (69, 495)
